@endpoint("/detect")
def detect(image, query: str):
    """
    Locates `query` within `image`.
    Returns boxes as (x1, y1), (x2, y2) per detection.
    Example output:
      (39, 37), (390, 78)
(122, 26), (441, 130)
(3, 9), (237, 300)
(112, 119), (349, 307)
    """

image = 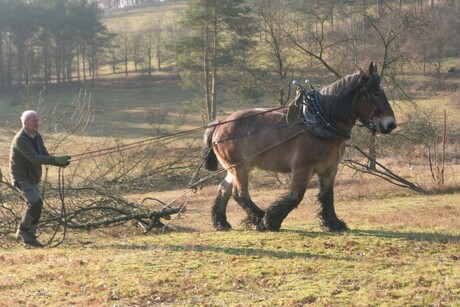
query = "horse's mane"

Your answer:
(319, 69), (363, 99)
(317, 69), (365, 124)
